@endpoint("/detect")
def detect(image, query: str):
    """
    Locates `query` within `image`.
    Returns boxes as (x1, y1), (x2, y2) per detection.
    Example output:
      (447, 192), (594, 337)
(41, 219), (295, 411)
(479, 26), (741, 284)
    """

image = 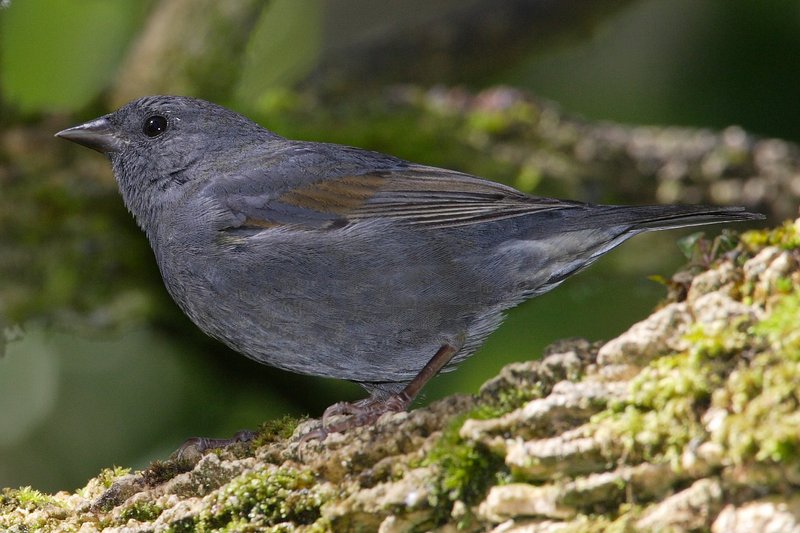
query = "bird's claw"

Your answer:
(301, 393), (412, 442)
(172, 429), (256, 462)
